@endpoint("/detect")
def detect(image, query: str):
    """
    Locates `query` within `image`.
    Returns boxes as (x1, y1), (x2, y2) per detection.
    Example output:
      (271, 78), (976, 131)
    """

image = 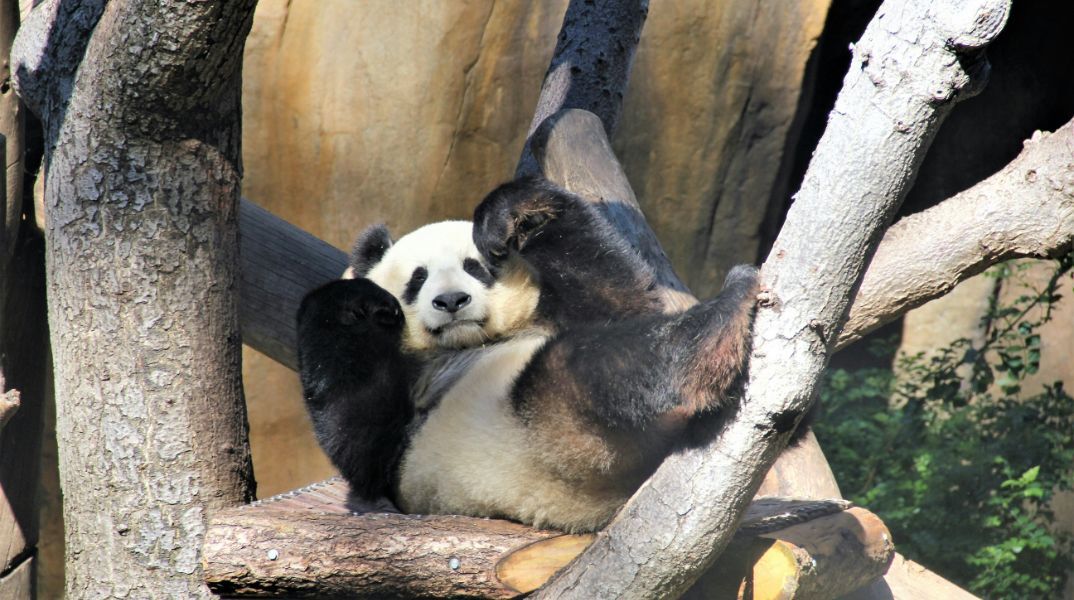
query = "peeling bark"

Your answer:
(534, 1), (1011, 597)
(12, 1), (258, 597)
